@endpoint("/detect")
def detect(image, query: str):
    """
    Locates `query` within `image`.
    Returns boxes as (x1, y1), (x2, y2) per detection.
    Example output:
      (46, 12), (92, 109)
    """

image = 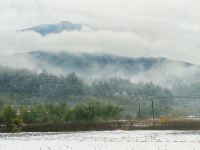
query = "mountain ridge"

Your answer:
(0, 50), (199, 87)
(21, 21), (85, 36)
